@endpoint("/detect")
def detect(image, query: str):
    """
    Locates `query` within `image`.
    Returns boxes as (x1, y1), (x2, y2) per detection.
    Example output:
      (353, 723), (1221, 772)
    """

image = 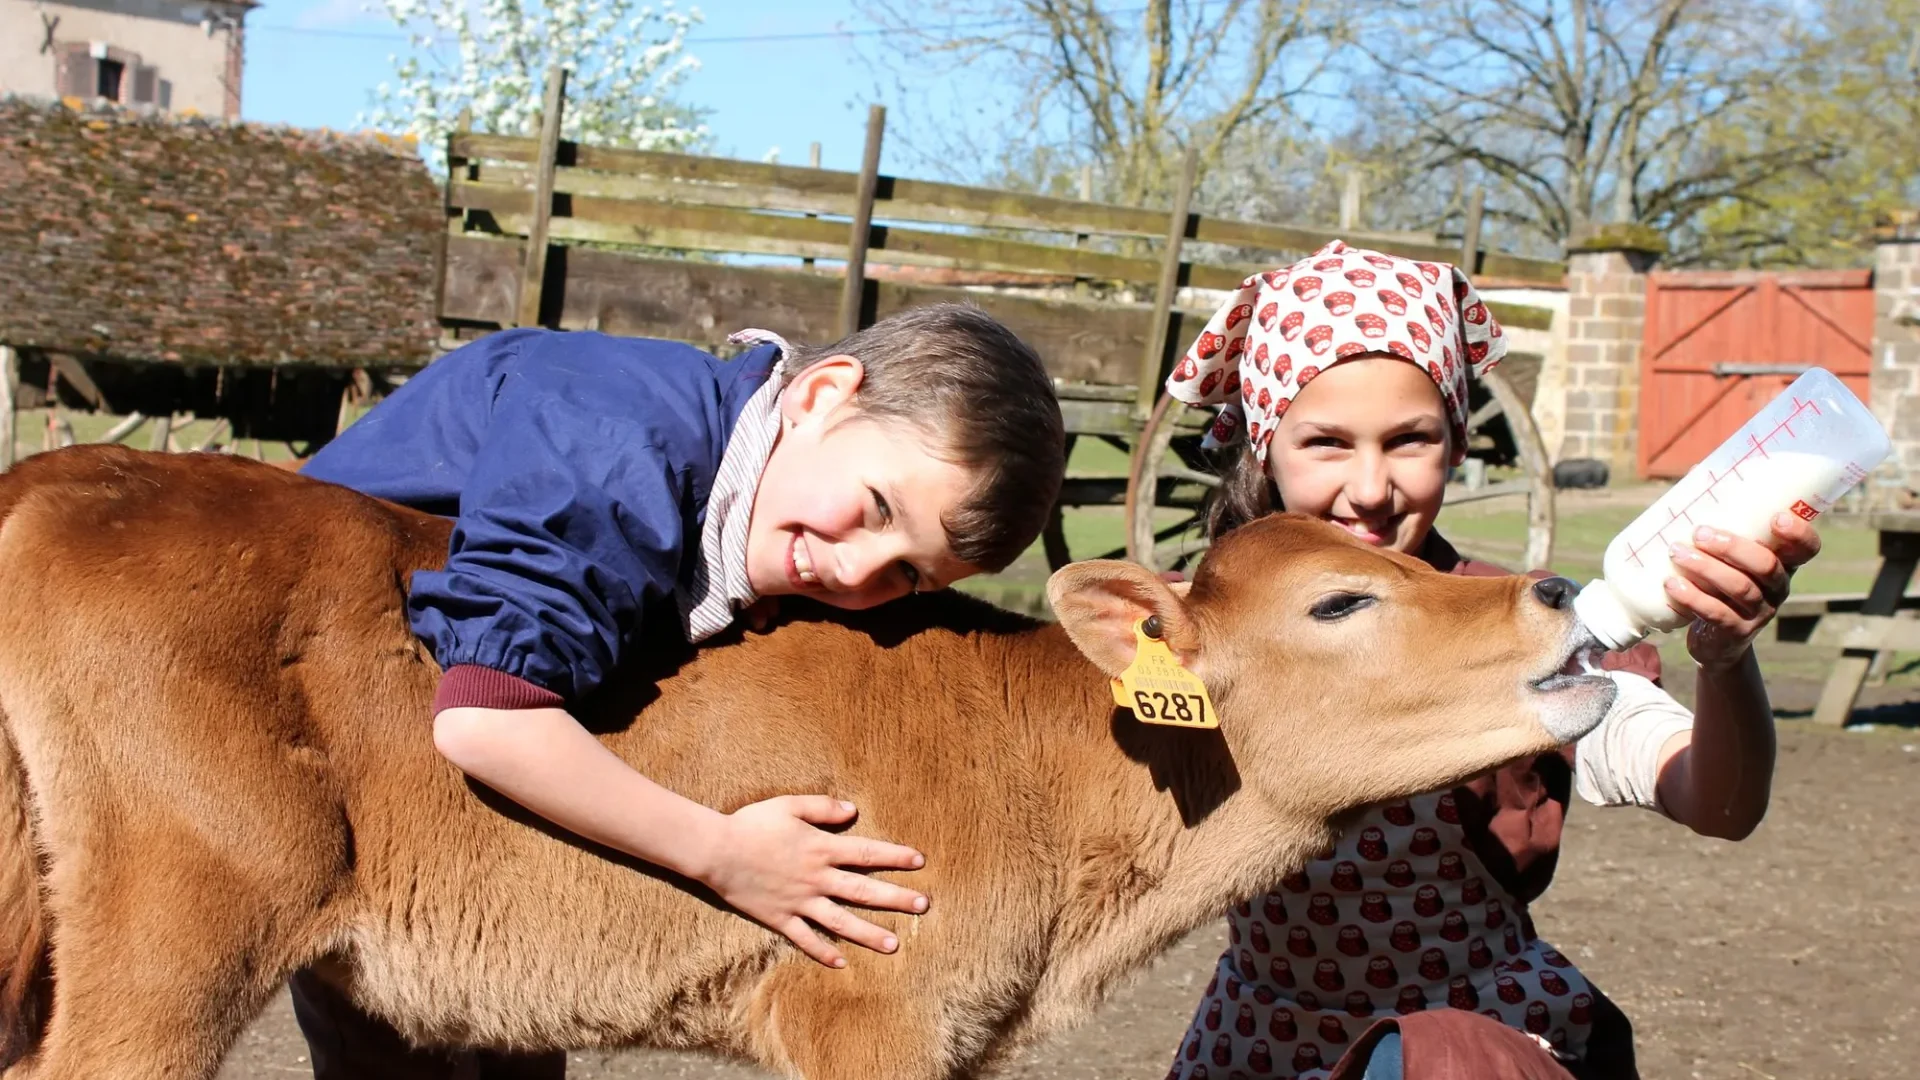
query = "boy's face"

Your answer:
(746, 355), (982, 610)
